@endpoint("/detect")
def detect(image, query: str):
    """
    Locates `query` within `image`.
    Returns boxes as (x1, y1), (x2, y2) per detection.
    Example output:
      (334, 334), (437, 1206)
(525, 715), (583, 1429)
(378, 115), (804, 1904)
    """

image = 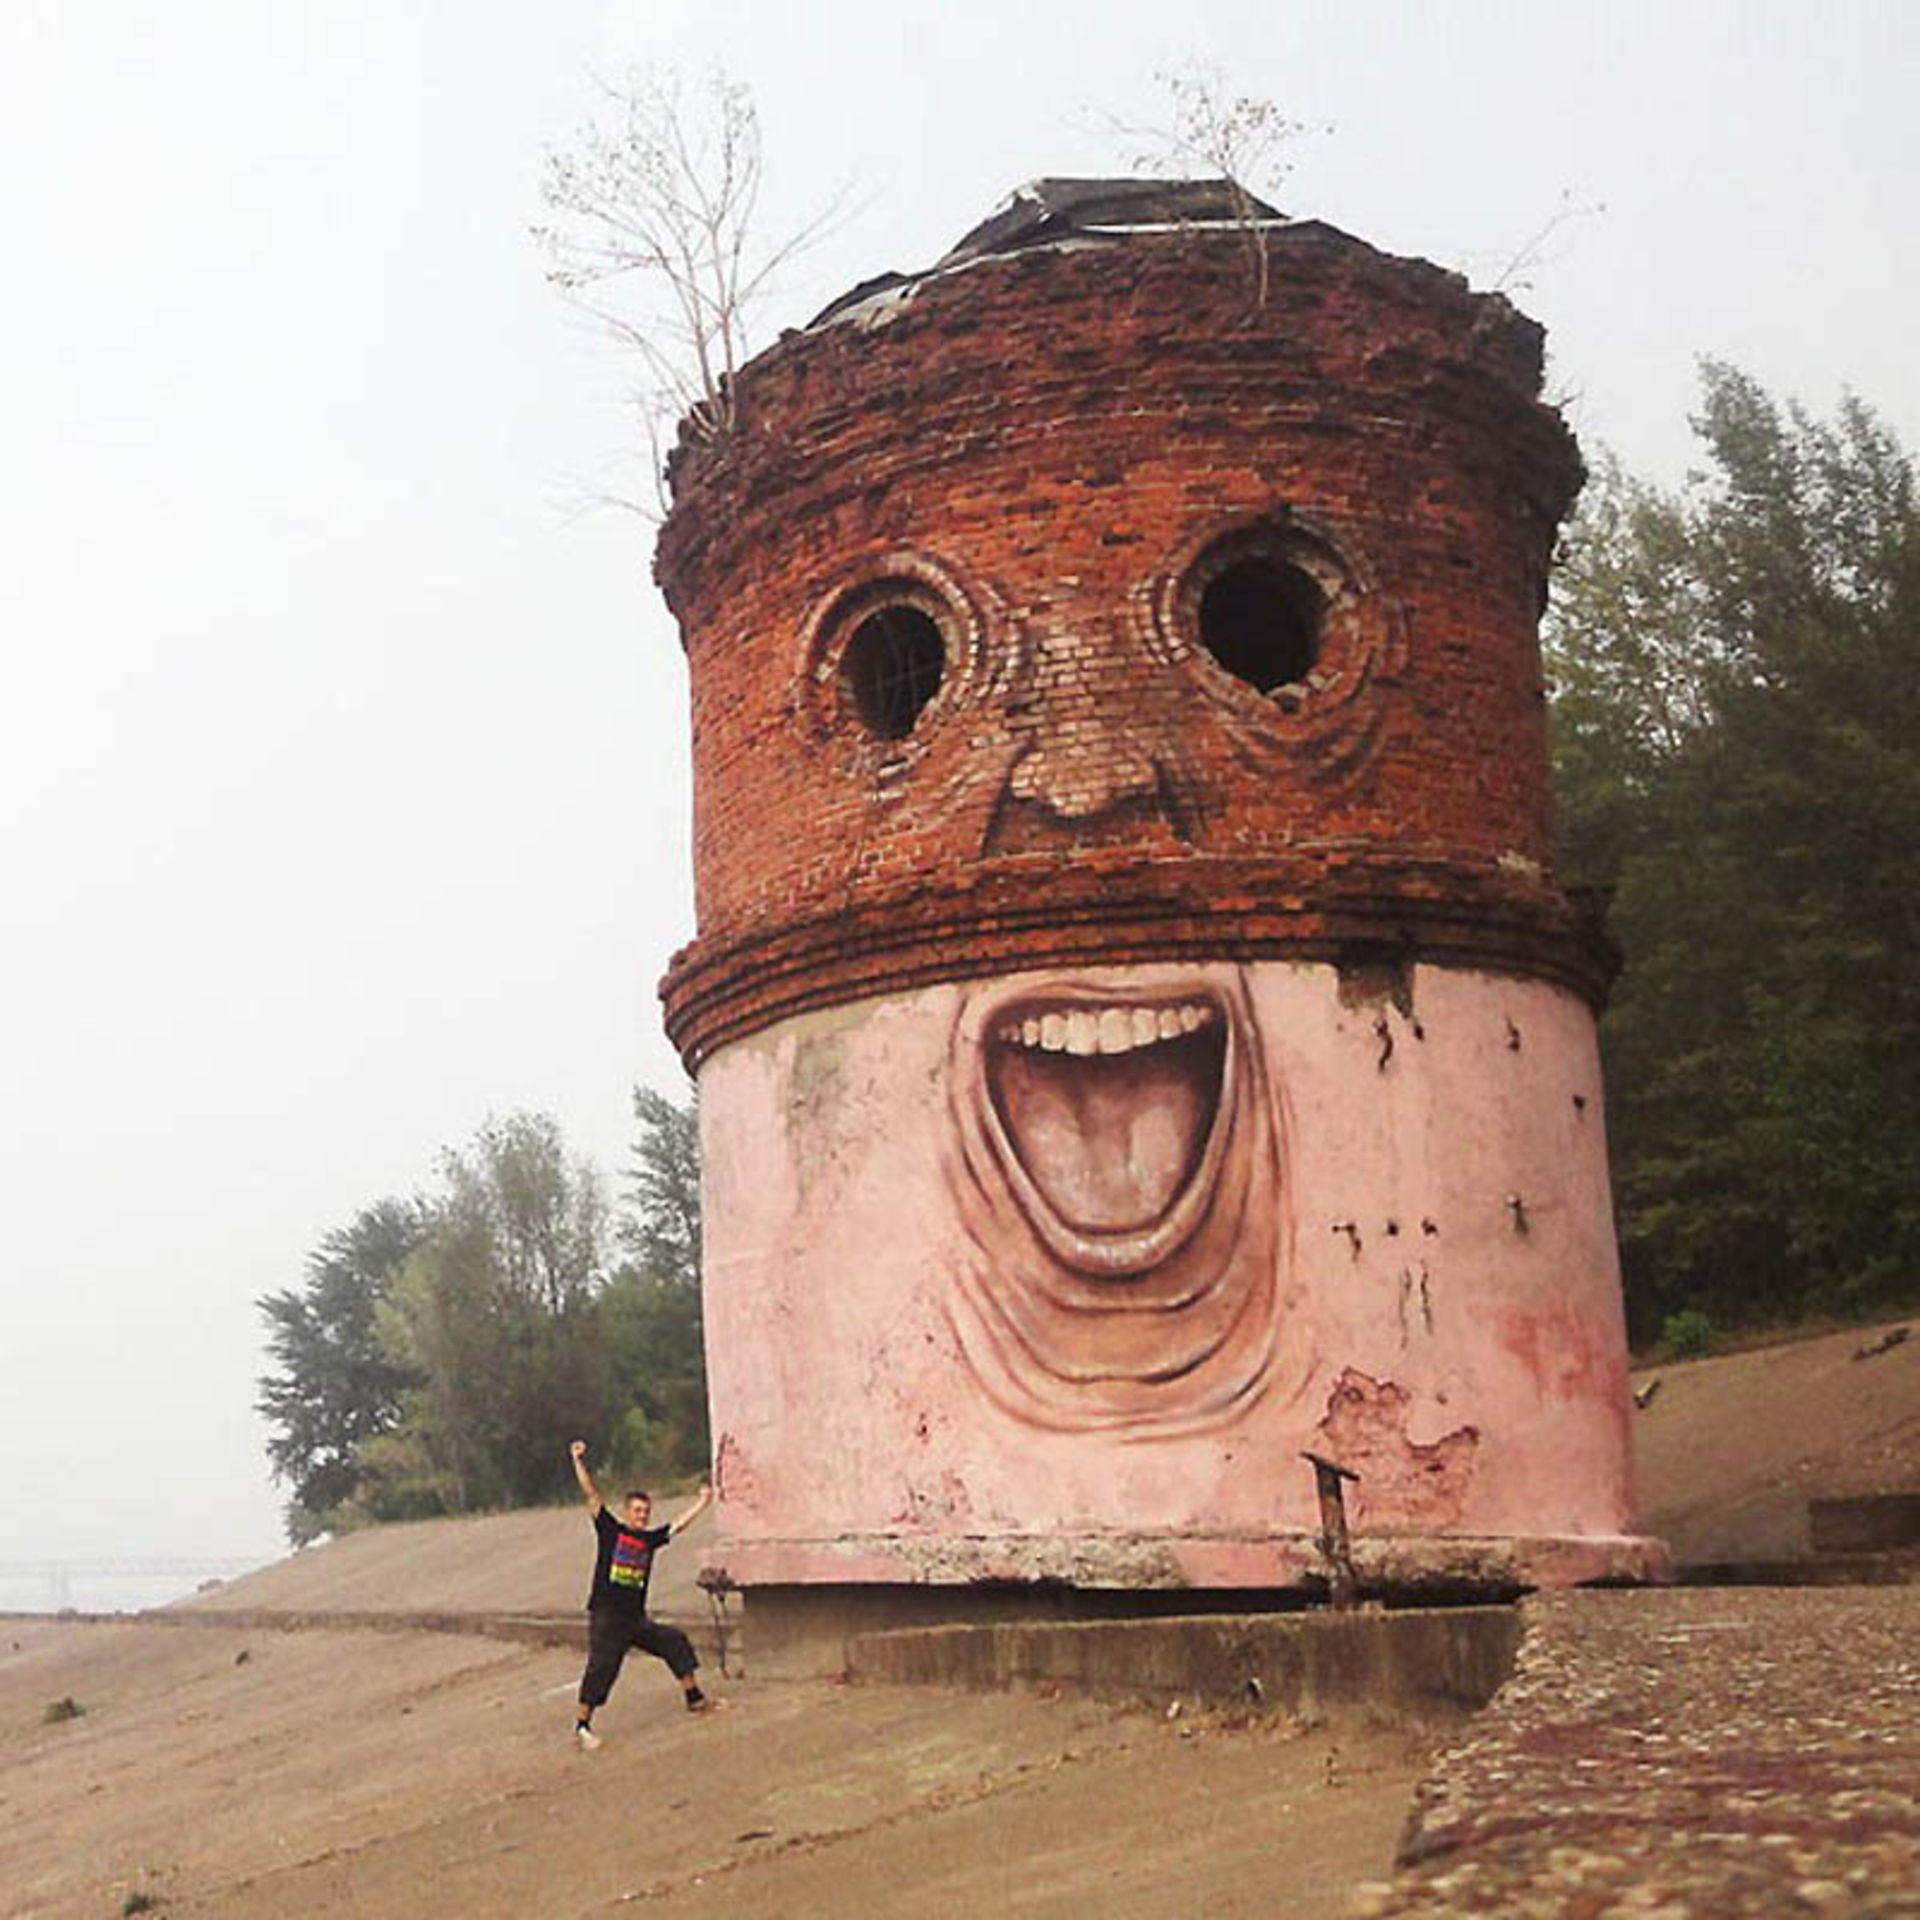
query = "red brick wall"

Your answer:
(655, 220), (1602, 1066)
